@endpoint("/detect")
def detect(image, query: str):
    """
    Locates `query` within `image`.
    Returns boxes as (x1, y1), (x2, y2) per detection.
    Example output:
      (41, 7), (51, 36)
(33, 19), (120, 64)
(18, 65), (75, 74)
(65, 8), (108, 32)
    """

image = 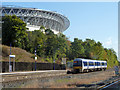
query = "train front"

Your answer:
(73, 58), (83, 73)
